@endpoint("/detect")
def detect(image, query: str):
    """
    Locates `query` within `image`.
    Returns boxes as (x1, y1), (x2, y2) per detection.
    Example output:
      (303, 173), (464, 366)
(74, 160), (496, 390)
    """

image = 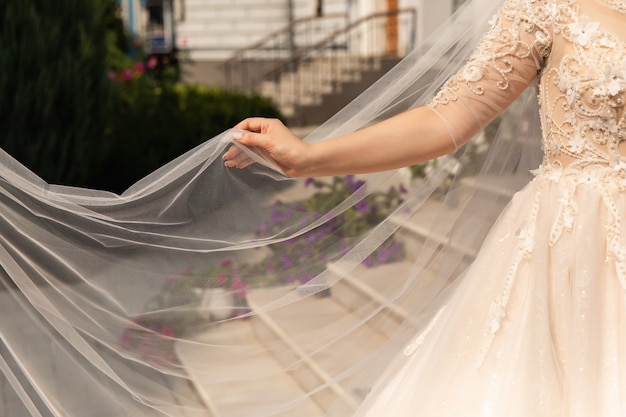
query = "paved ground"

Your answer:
(0, 288), (195, 417)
